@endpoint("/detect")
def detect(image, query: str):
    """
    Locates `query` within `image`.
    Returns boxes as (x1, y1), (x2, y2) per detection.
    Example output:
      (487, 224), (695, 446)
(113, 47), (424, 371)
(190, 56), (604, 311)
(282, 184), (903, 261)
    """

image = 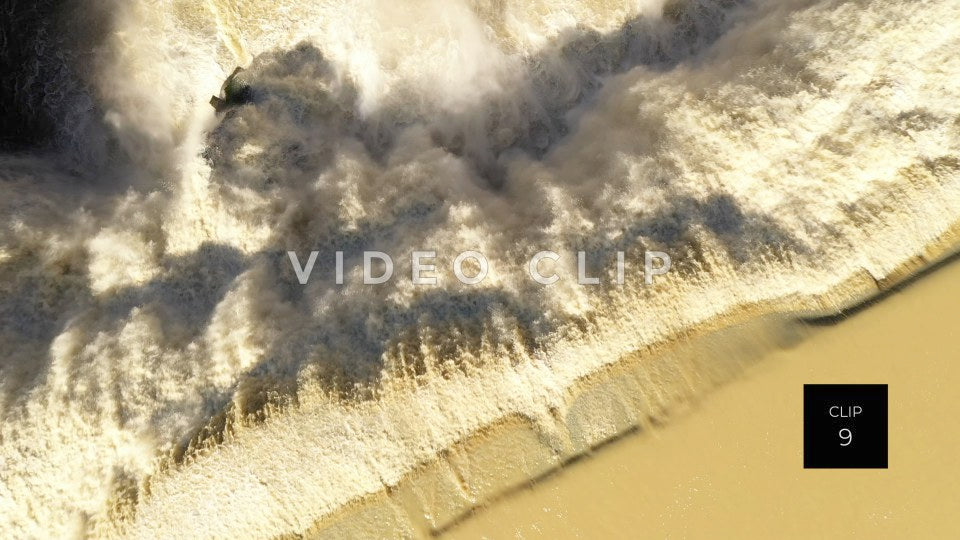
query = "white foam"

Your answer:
(1, 0), (959, 537)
